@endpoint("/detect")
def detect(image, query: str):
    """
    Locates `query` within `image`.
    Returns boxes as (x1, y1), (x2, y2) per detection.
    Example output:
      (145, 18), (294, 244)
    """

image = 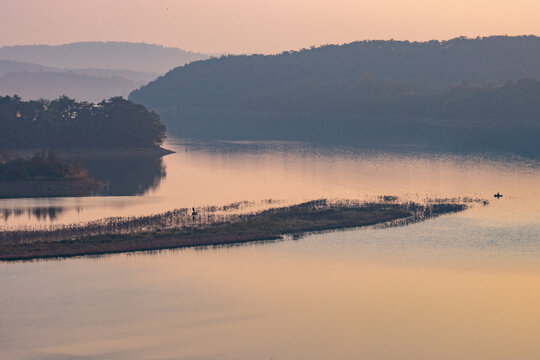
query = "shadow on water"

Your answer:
(82, 156), (166, 196)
